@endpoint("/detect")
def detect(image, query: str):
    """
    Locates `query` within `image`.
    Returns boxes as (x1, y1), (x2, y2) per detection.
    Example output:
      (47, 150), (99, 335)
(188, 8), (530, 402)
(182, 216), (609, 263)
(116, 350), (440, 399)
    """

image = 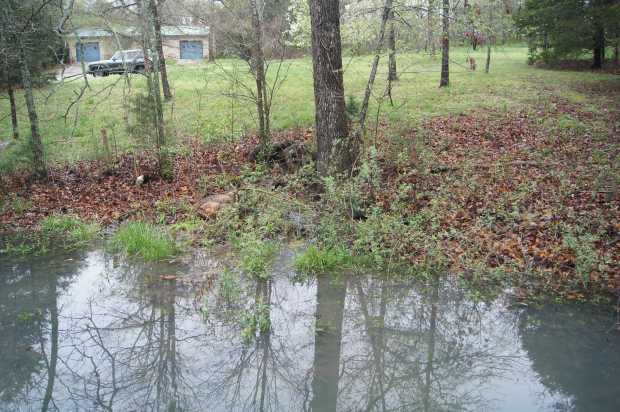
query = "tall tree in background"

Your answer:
(0, 66), (20, 140)
(427, 0), (436, 55)
(208, 0), (216, 62)
(439, 0), (450, 87)
(249, 0), (269, 147)
(150, 0), (172, 100)
(388, 5), (397, 82)
(359, 0), (394, 133)
(139, 0), (169, 177)
(1, 0), (66, 178)
(485, 0), (495, 73)
(309, 0), (355, 175)
(515, 0), (620, 68)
